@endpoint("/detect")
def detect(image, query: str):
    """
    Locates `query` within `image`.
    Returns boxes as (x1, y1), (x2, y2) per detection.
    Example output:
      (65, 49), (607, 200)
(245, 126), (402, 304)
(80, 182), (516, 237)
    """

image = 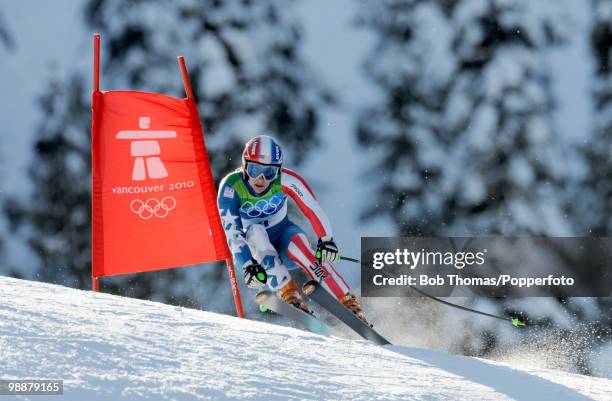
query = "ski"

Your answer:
(255, 290), (328, 335)
(302, 280), (391, 345)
